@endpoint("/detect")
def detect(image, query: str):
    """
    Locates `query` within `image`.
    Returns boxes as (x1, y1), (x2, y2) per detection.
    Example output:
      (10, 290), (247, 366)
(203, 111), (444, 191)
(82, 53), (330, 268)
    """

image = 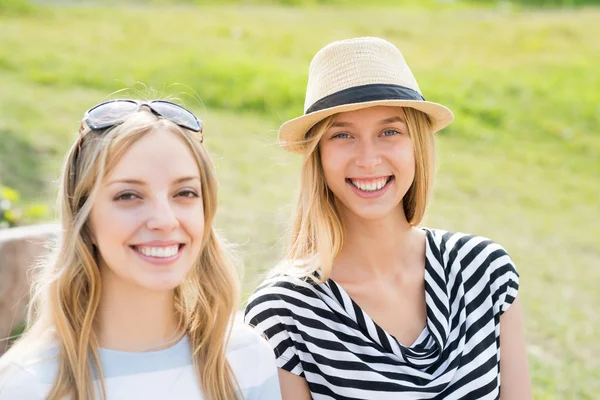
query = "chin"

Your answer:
(352, 210), (393, 221)
(134, 267), (189, 292)
(137, 276), (185, 292)
(348, 206), (400, 221)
